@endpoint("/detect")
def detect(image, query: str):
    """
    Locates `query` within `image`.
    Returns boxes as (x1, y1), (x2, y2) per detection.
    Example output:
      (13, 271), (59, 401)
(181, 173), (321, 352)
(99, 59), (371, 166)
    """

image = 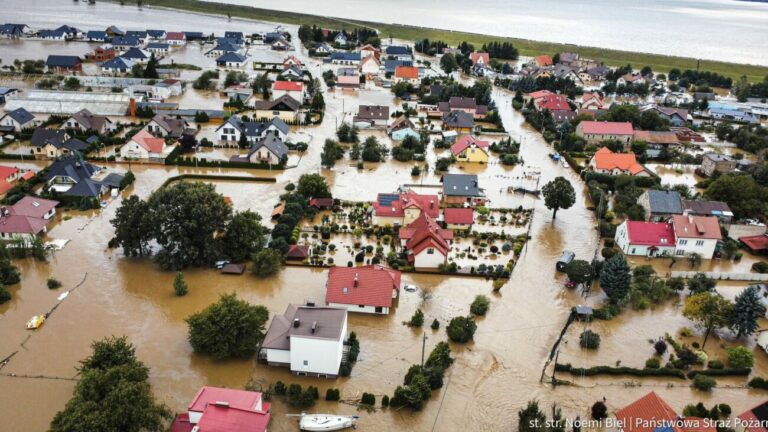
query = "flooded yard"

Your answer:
(0, 2), (766, 432)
